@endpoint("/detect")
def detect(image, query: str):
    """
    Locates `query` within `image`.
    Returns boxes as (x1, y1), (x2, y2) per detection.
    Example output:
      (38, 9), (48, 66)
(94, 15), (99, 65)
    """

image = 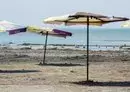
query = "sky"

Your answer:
(0, 0), (129, 27)
(0, 0), (130, 44)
